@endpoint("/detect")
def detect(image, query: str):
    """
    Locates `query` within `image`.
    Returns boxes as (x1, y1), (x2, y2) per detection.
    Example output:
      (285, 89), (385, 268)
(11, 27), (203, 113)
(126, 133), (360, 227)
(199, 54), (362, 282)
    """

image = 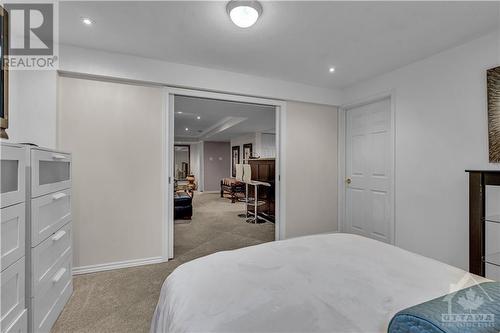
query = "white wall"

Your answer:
(260, 133), (276, 158)
(189, 142), (202, 189)
(342, 32), (500, 270)
(8, 70), (57, 147)
(285, 102), (338, 238)
(5, 45), (340, 149)
(60, 45), (342, 106)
